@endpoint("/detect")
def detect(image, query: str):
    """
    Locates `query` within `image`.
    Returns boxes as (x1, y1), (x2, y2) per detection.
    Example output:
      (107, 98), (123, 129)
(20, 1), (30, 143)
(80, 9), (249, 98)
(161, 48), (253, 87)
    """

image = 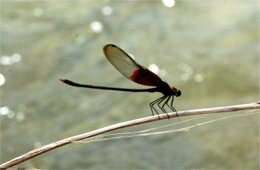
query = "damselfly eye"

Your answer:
(176, 90), (181, 97)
